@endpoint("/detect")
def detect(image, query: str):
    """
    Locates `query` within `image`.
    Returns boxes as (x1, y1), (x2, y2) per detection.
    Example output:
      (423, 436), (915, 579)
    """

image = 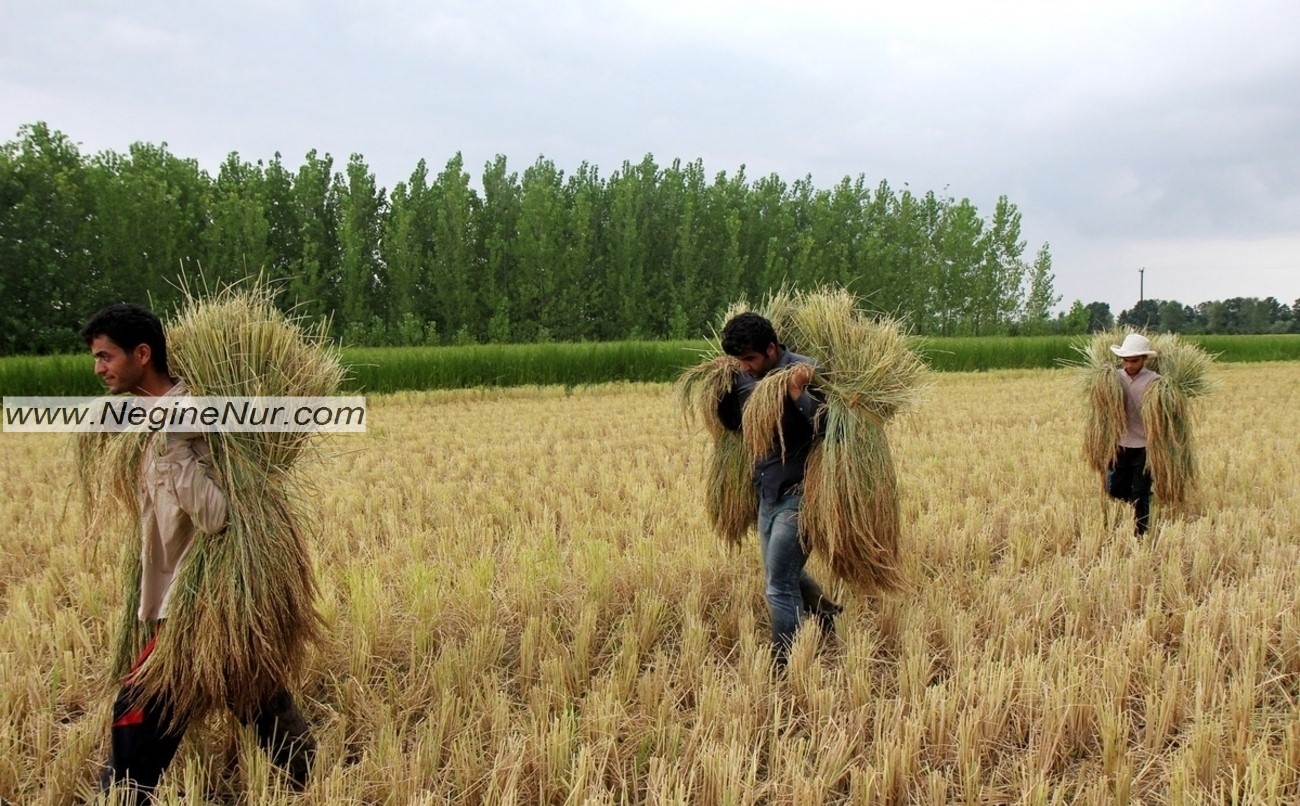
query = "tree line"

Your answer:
(1047, 297), (1300, 336)
(2, 122), (1065, 355)
(1117, 297), (1297, 335)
